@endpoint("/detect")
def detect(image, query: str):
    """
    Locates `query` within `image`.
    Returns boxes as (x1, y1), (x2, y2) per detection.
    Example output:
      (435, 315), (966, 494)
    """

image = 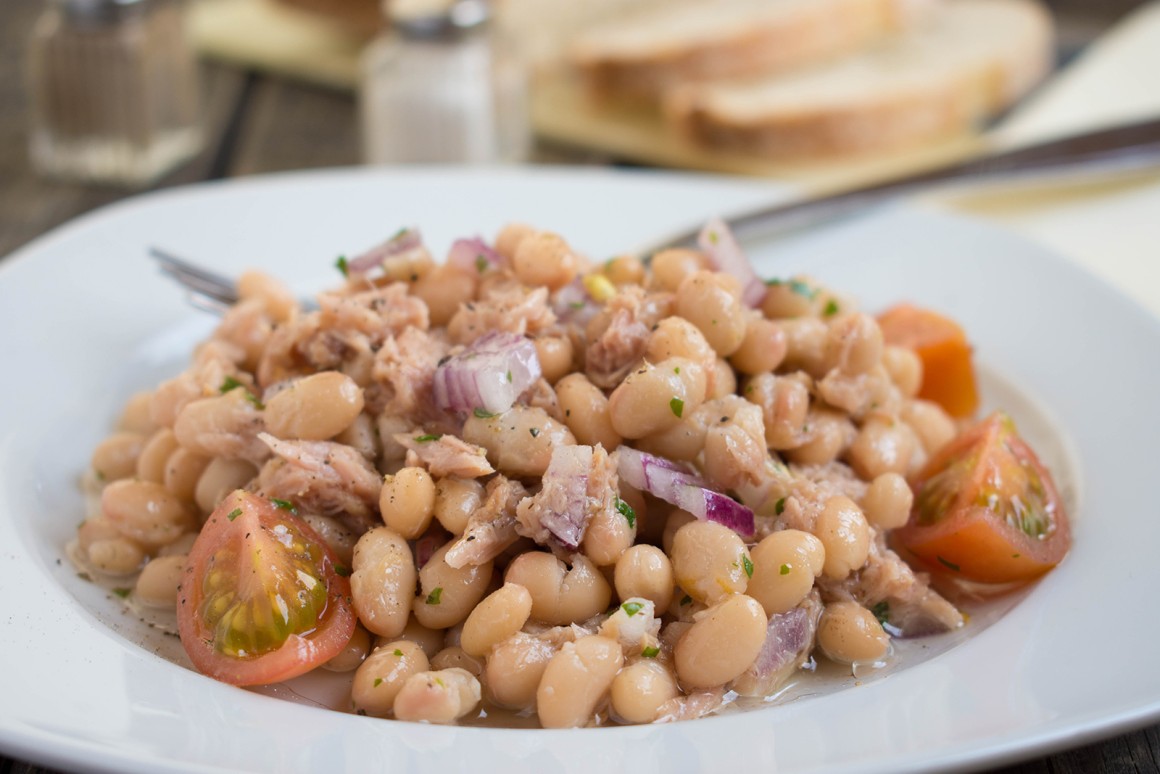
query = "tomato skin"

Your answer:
(177, 490), (356, 686)
(893, 413), (1071, 584)
(878, 303), (979, 418)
